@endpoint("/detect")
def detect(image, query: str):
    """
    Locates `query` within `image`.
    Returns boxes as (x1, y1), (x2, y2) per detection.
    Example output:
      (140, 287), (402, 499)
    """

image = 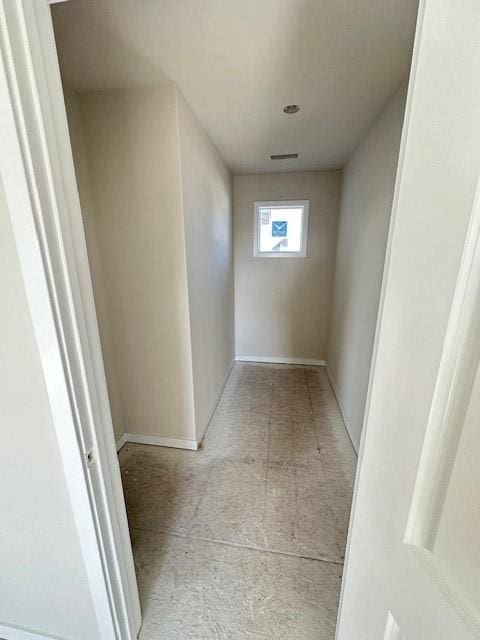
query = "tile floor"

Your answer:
(119, 363), (356, 639)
